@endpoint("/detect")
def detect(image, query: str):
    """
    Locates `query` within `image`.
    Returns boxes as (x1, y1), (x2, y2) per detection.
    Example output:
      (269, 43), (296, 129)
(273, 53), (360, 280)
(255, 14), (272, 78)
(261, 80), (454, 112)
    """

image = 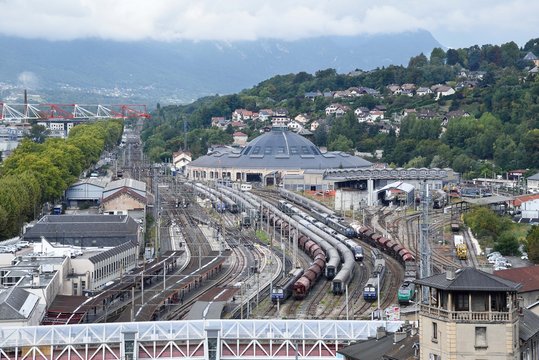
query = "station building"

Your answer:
(187, 126), (455, 207)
